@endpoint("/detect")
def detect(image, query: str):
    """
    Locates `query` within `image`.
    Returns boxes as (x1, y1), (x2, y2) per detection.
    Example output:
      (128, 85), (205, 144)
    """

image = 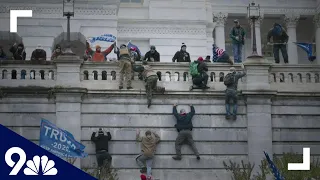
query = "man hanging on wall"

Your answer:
(172, 104), (200, 161)
(132, 61), (165, 107)
(229, 19), (246, 63)
(223, 64), (246, 120)
(267, 23), (289, 64)
(91, 128), (112, 169)
(86, 41), (115, 62)
(144, 45), (160, 62)
(117, 44), (134, 89)
(136, 129), (160, 179)
(172, 43), (191, 62)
